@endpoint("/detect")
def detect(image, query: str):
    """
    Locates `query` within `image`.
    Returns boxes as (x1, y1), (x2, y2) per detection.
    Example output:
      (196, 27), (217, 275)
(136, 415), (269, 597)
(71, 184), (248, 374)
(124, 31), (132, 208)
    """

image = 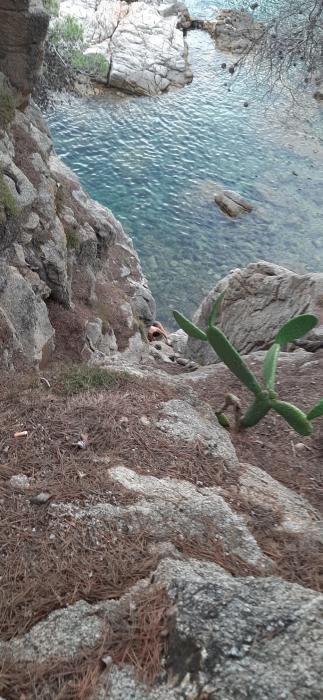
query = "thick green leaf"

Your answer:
(215, 412), (231, 429)
(263, 343), (280, 390)
(239, 396), (271, 429)
(270, 399), (313, 436)
(306, 399), (323, 421)
(275, 314), (318, 346)
(208, 291), (226, 328)
(207, 325), (262, 397)
(173, 310), (207, 341)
